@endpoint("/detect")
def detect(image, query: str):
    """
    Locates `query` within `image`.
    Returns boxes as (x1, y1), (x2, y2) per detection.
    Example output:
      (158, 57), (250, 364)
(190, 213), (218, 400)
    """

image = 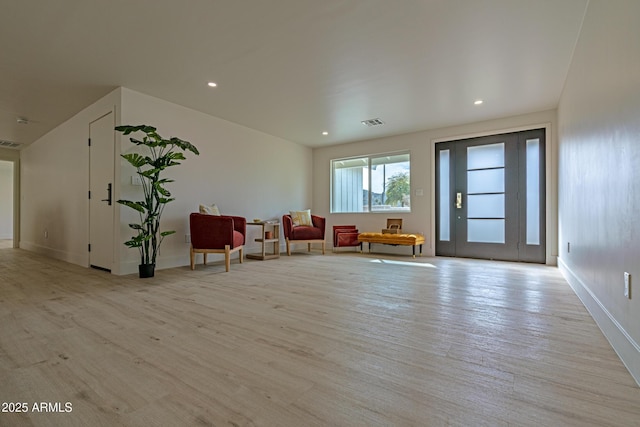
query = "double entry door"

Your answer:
(435, 129), (545, 263)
